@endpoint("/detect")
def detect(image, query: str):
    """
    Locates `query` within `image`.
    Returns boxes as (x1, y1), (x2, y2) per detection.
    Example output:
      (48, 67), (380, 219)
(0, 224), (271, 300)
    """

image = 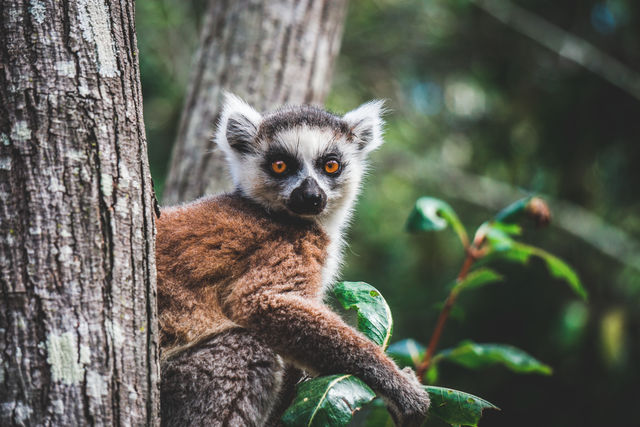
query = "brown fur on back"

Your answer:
(156, 193), (328, 358)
